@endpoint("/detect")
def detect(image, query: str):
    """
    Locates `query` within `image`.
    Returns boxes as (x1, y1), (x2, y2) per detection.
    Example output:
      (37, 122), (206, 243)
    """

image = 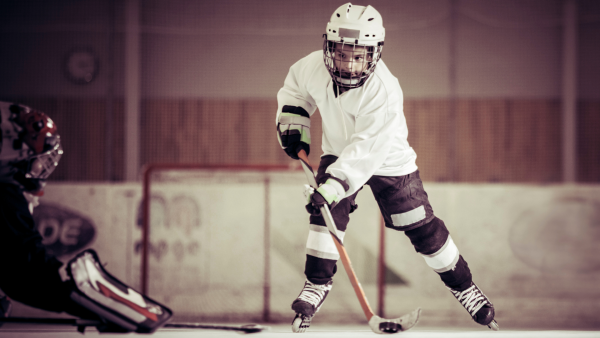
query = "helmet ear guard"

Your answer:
(323, 3), (385, 89)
